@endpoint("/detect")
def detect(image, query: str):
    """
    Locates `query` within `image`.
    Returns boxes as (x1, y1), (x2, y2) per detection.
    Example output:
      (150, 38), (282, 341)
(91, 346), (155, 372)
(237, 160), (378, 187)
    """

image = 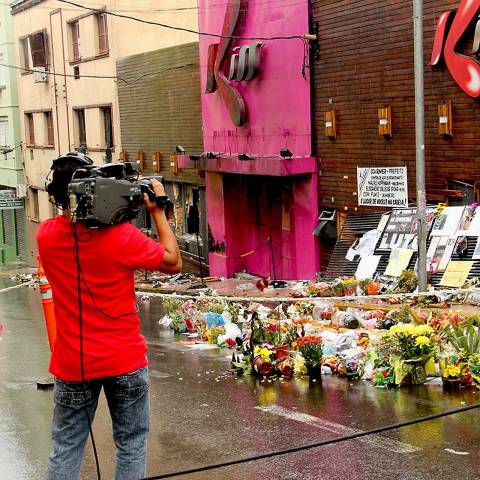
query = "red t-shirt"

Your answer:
(36, 216), (165, 381)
